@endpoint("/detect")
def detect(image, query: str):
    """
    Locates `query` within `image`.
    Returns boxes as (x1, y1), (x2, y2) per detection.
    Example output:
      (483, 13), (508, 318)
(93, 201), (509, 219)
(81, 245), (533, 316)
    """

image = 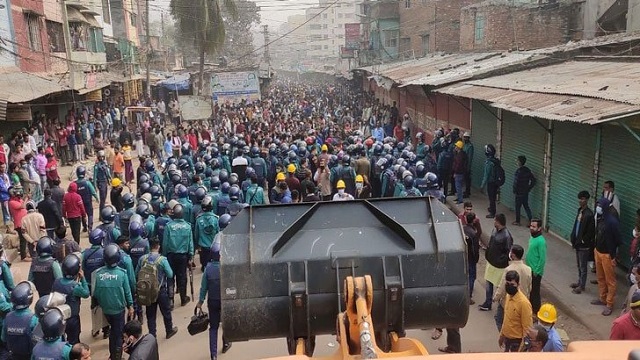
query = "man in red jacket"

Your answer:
(8, 186), (30, 261)
(62, 182), (86, 243)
